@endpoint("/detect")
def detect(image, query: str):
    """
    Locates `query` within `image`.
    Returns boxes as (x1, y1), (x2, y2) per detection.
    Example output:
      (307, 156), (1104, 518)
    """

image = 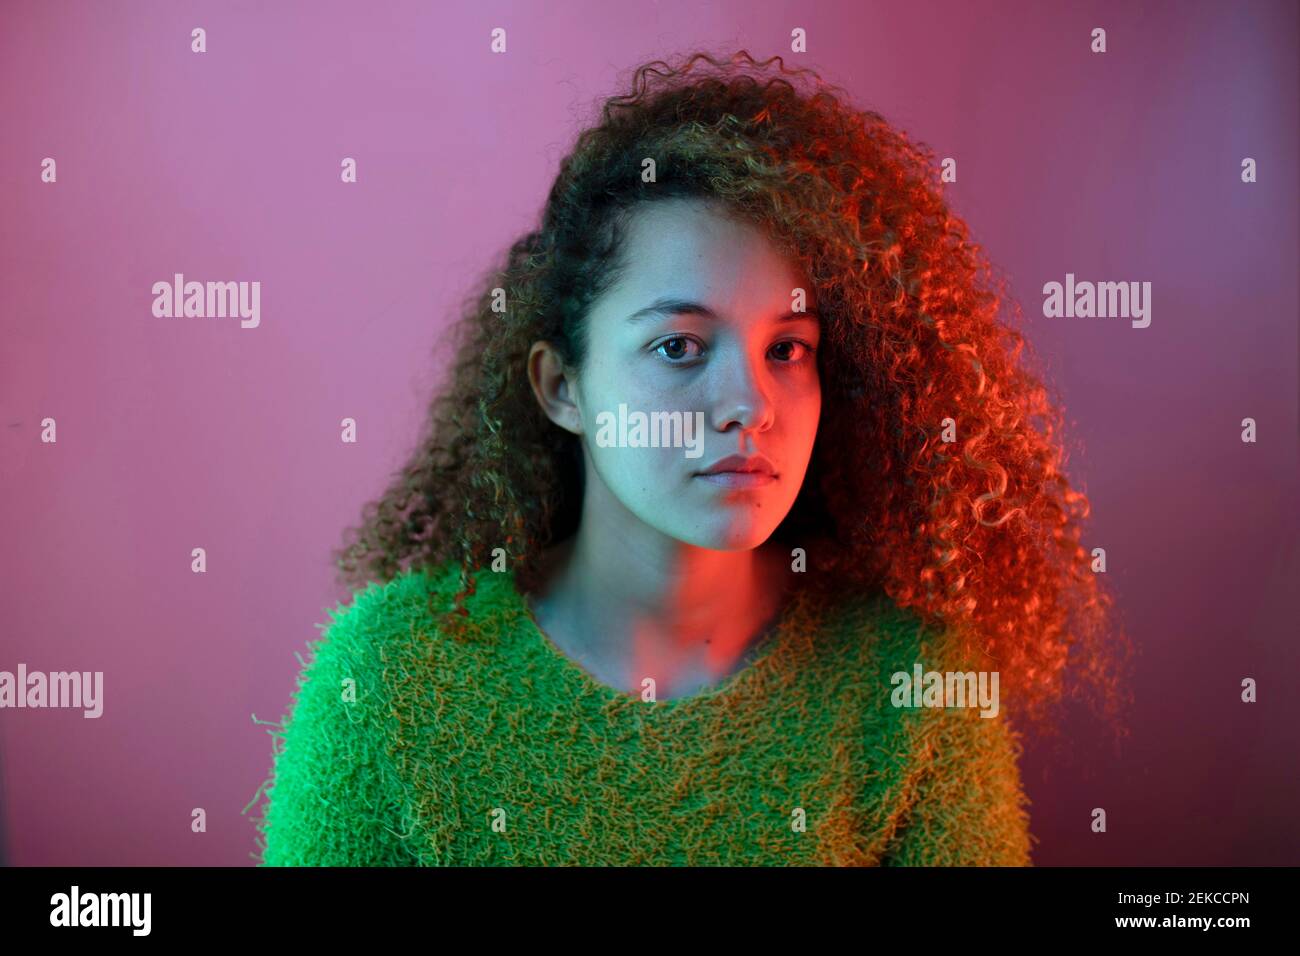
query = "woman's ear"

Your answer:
(527, 340), (583, 436)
